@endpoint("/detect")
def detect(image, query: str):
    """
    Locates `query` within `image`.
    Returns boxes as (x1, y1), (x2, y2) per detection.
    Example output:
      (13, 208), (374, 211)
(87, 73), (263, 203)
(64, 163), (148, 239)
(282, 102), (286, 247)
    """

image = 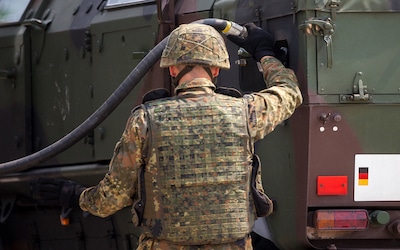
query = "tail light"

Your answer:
(314, 209), (369, 230)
